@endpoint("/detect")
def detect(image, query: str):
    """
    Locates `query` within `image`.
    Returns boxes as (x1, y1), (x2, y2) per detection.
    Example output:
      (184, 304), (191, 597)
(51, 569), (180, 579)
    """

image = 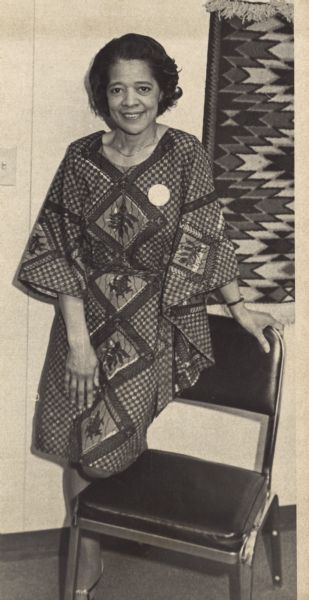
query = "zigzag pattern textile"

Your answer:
(203, 15), (294, 304)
